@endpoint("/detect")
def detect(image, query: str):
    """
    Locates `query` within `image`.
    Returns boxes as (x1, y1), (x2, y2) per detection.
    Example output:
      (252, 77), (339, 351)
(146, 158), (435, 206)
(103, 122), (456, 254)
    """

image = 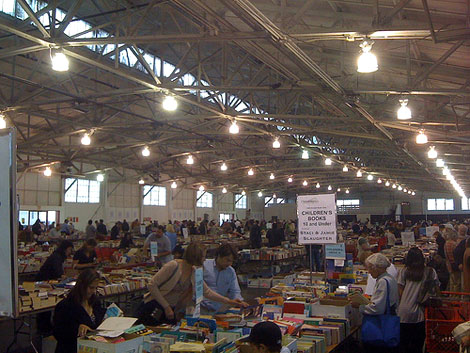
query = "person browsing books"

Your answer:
(202, 244), (247, 312)
(136, 242), (248, 326)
